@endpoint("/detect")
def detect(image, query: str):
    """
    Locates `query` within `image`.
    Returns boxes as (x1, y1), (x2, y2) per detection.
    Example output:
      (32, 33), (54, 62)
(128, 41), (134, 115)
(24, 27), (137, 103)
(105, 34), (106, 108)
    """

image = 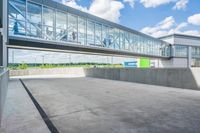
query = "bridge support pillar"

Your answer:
(0, 0), (8, 67)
